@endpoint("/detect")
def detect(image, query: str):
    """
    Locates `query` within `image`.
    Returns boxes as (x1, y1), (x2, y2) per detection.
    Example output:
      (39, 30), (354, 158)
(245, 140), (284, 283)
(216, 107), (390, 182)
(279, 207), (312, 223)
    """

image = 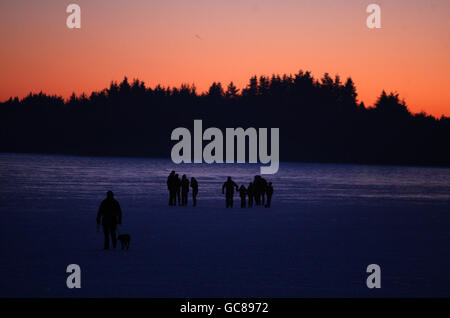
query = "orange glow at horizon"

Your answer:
(0, 0), (449, 117)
